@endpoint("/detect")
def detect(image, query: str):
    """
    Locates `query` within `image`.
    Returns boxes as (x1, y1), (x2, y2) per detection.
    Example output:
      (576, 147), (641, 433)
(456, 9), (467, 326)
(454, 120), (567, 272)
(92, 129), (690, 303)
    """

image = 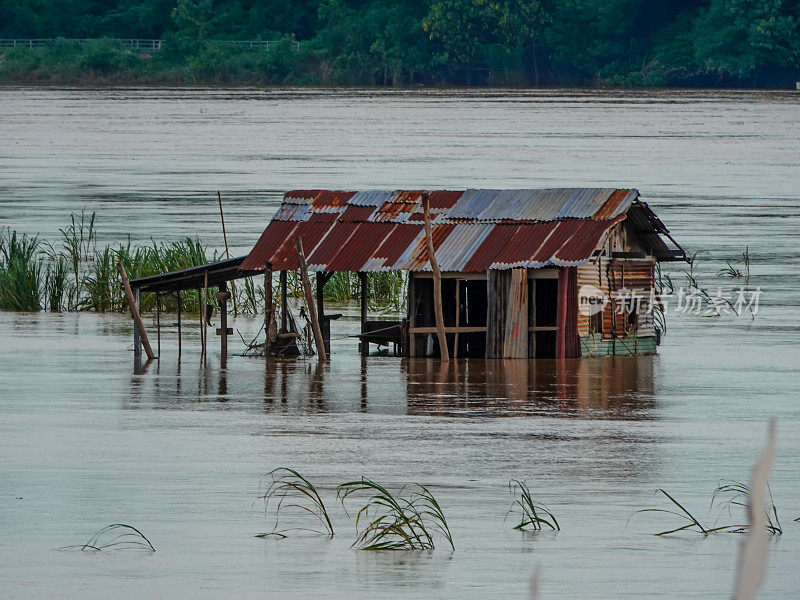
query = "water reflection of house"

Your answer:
(404, 357), (655, 416)
(240, 189), (685, 359)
